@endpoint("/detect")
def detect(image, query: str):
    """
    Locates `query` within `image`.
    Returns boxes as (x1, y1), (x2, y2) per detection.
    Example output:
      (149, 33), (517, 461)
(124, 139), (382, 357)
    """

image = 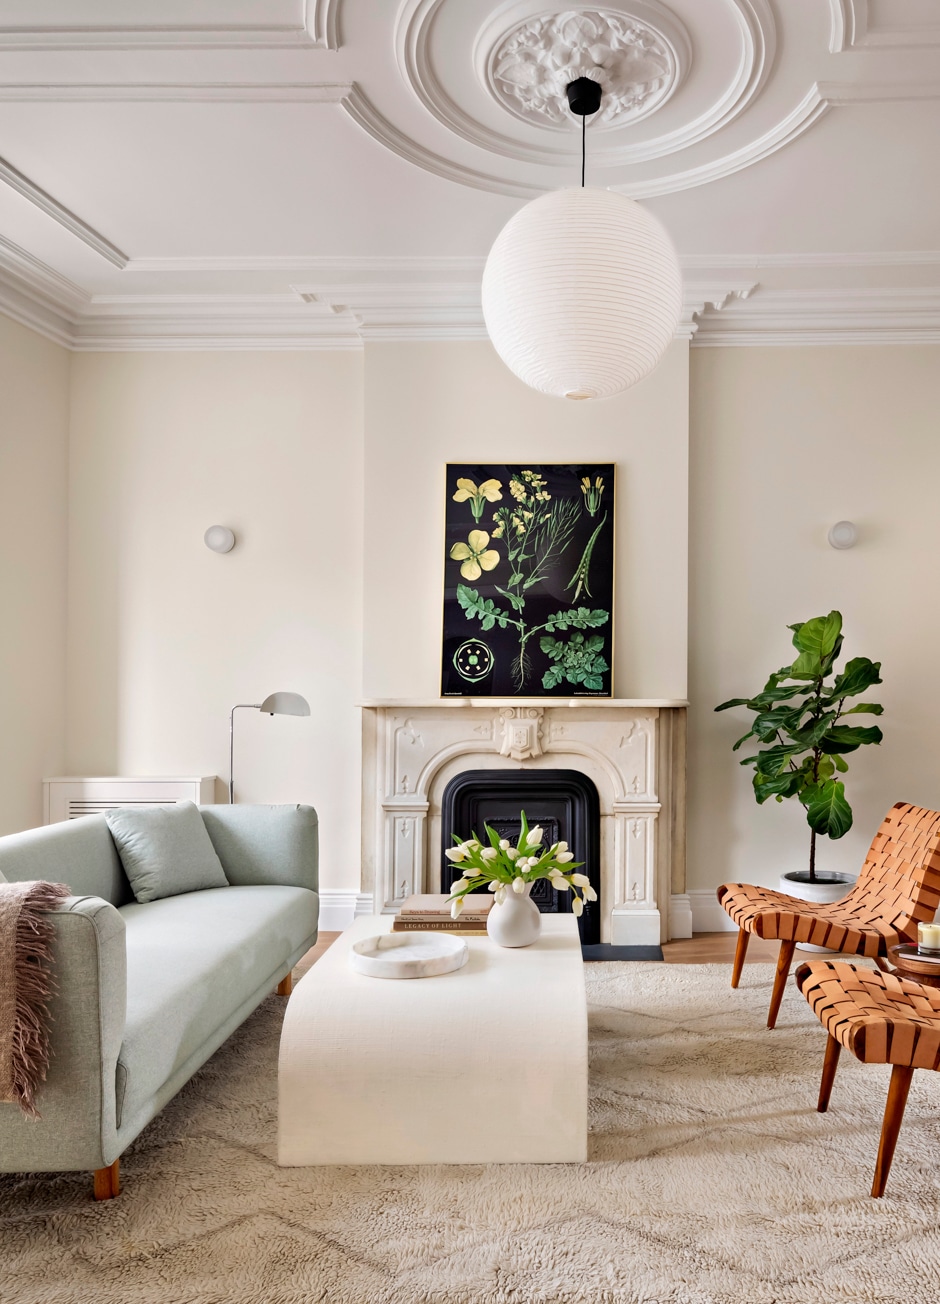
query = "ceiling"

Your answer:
(1, 0), (940, 349)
